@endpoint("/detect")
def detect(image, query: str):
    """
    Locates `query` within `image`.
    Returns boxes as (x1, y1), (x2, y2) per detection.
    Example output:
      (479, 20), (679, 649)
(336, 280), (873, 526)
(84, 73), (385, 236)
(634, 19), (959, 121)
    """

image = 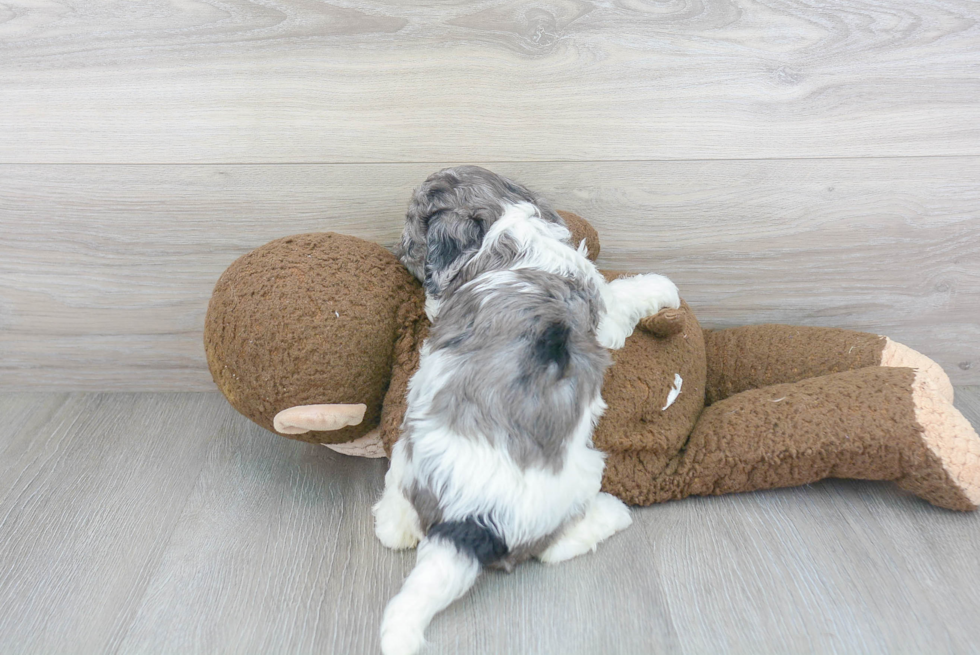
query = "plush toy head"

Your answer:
(204, 232), (424, 445)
